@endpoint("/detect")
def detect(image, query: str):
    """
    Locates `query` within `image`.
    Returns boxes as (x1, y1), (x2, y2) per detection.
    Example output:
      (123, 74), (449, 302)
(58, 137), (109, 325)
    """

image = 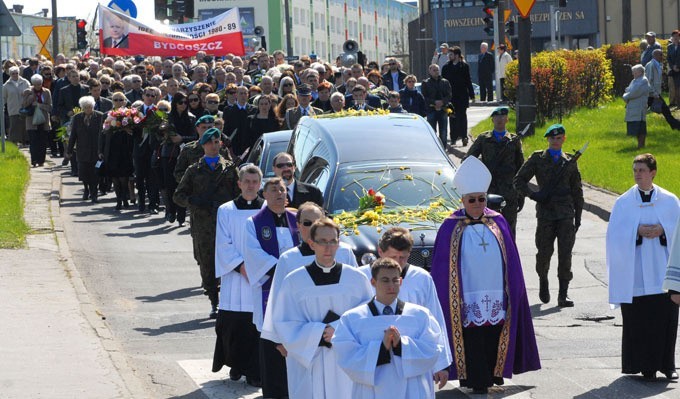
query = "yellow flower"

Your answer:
(344, 231), (350, 236)
(376, 227), (382, 233)
(354, 229), (360, 235)
(436, 170), (442, 175)
(404, 174), (413, 181)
